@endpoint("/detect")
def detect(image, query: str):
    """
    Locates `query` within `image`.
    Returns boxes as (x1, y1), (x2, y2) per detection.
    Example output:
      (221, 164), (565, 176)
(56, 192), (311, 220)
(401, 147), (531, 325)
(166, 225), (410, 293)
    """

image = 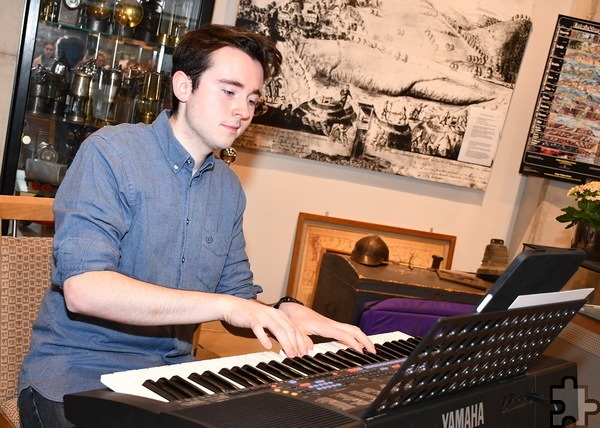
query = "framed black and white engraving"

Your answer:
(235, 0), (535, 189)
